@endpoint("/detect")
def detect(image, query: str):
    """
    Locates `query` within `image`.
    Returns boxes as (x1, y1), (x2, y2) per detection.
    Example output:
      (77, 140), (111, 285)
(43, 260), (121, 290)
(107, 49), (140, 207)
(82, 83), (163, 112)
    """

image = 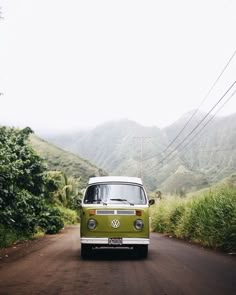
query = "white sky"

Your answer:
(0, 0), (236, 133)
